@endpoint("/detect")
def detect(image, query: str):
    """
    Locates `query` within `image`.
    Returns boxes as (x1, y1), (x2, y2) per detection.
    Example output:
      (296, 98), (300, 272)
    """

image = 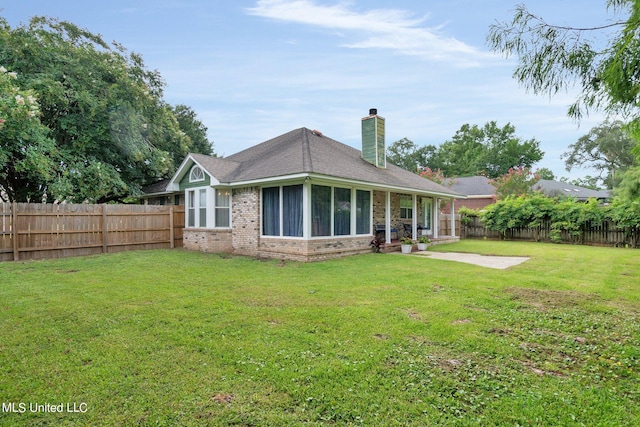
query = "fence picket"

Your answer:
(462, 216), (639, 247)
(0, 203), (185, 262)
